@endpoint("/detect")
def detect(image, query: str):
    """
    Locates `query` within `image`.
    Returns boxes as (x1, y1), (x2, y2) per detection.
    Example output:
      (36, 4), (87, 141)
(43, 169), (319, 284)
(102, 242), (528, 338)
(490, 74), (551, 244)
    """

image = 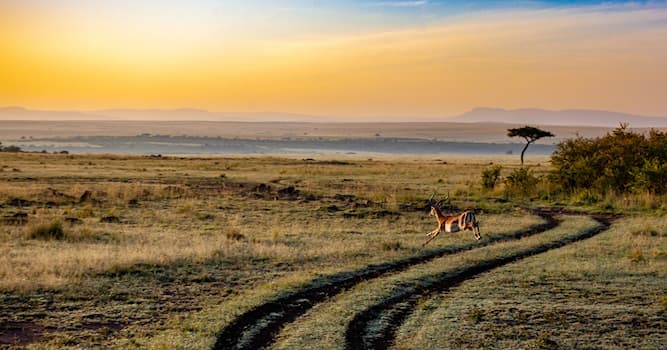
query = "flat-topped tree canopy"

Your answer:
(507, 126), (555, 165)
